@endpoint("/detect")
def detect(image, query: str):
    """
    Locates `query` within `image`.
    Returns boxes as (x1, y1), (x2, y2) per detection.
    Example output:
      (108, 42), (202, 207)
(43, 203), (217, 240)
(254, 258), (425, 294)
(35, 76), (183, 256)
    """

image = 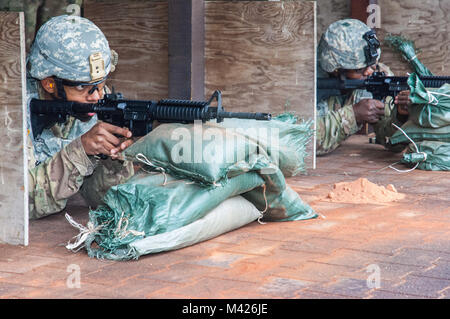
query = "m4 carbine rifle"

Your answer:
(317, 72), (450, 101)
(30, 90), (271, 139)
